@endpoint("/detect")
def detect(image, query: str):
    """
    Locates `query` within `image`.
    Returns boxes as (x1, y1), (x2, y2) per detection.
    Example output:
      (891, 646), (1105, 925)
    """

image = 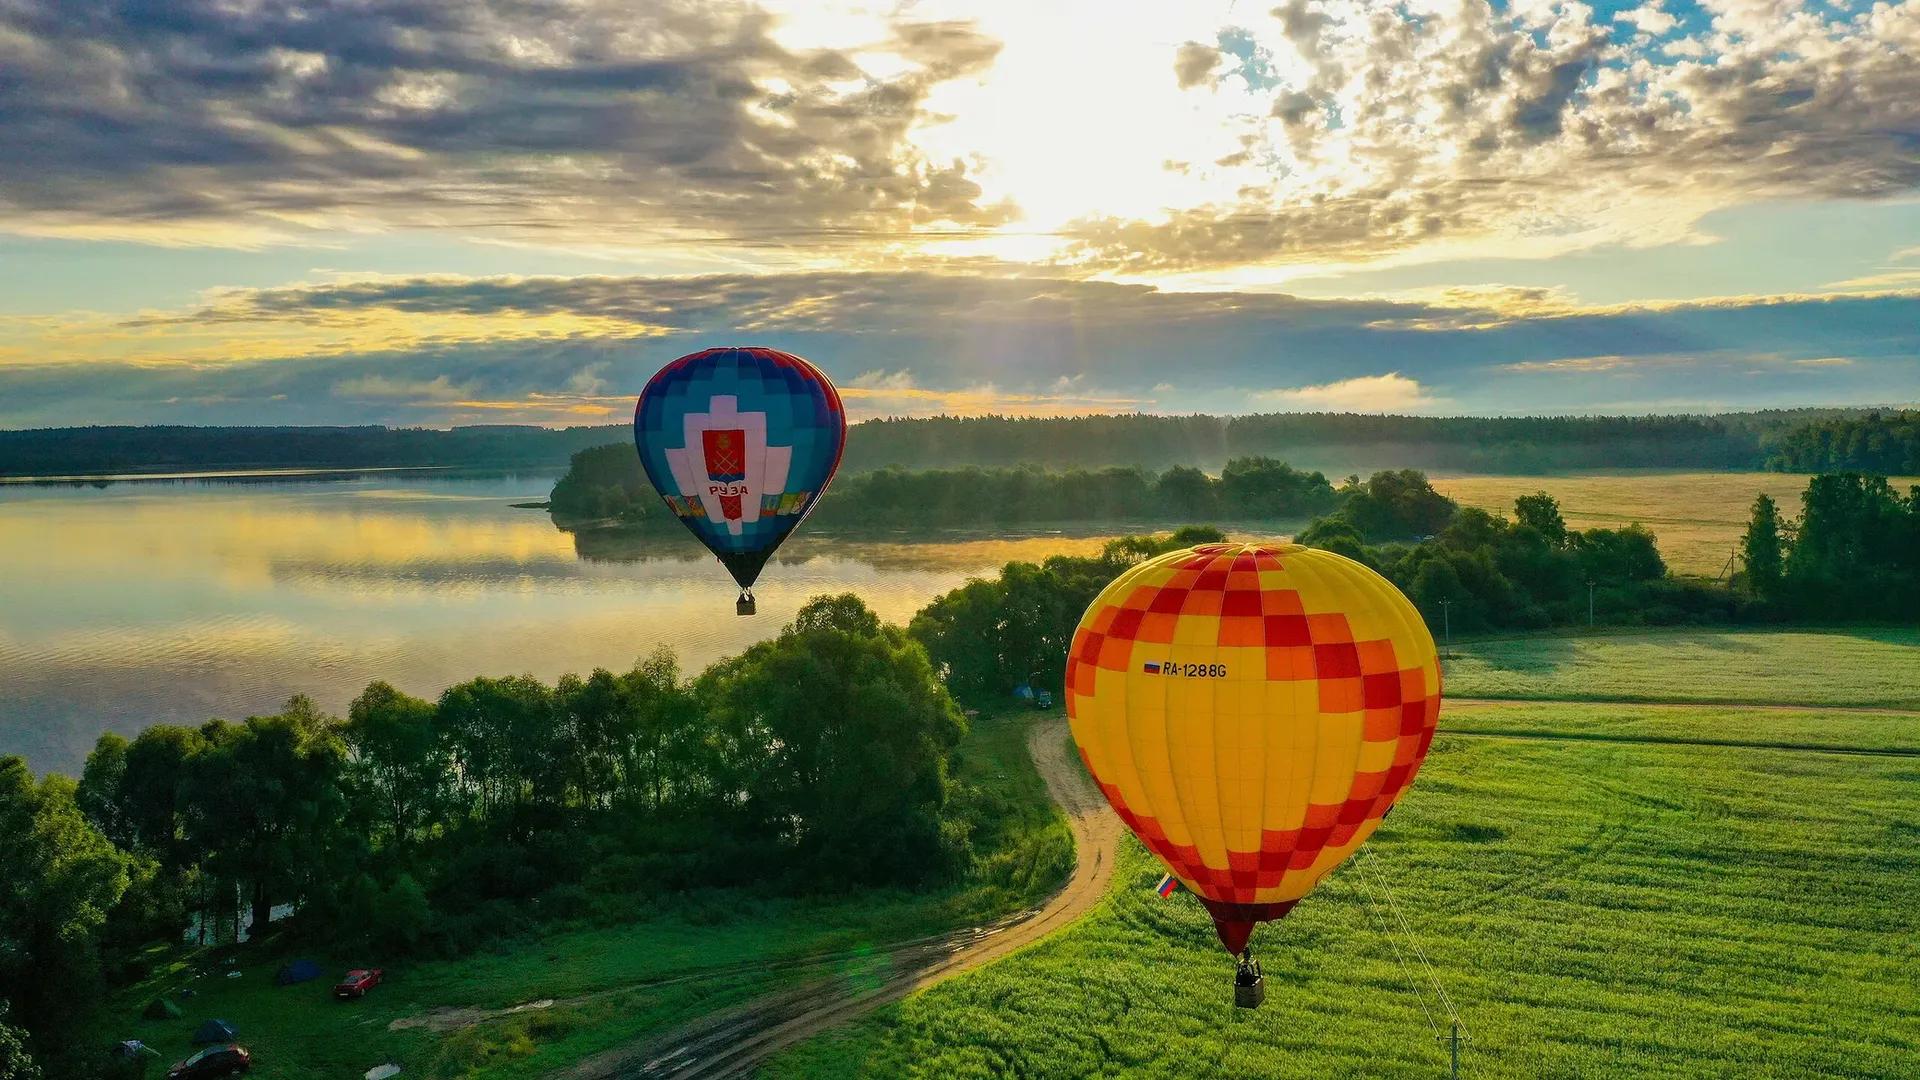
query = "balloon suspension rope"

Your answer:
(1345, 844), (1470, 1075)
